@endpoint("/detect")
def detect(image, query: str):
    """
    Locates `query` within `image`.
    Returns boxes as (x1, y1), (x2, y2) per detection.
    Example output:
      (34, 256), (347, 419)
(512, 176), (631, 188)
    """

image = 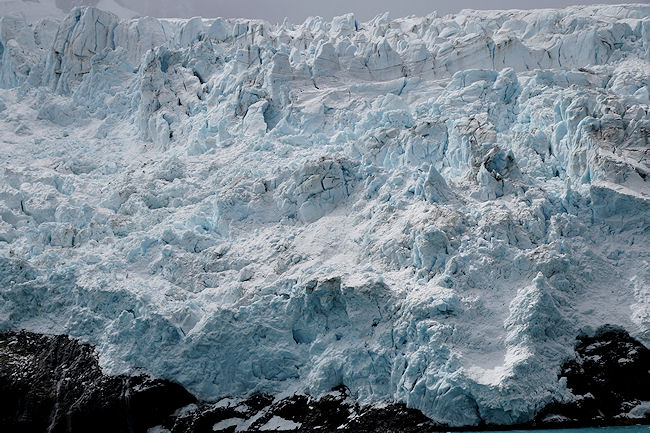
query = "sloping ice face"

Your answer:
(0, 4), (649, 427)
